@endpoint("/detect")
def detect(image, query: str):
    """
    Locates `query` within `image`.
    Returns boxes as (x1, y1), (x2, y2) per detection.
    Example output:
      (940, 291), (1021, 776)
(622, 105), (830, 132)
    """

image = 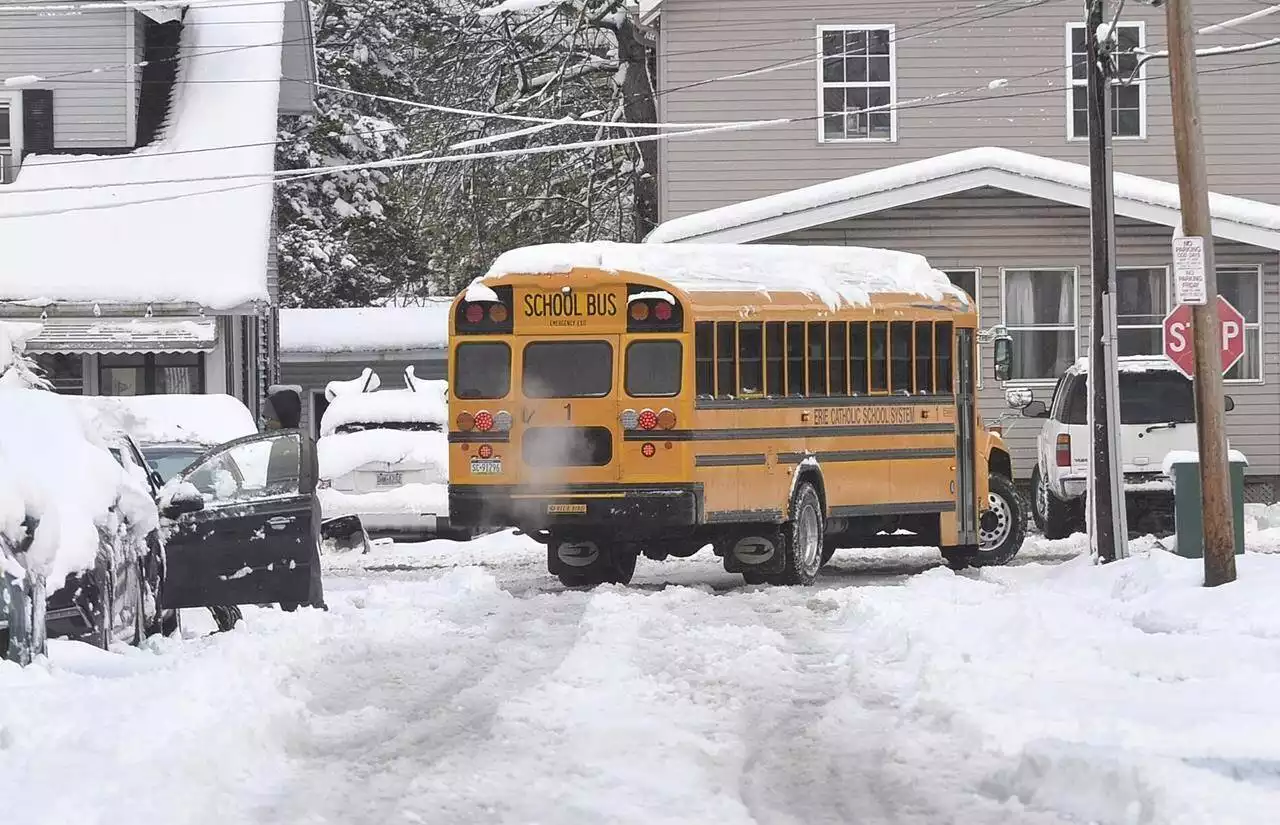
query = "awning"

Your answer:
(24, 316), (217, 355)
(123, 1), (186, 25)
